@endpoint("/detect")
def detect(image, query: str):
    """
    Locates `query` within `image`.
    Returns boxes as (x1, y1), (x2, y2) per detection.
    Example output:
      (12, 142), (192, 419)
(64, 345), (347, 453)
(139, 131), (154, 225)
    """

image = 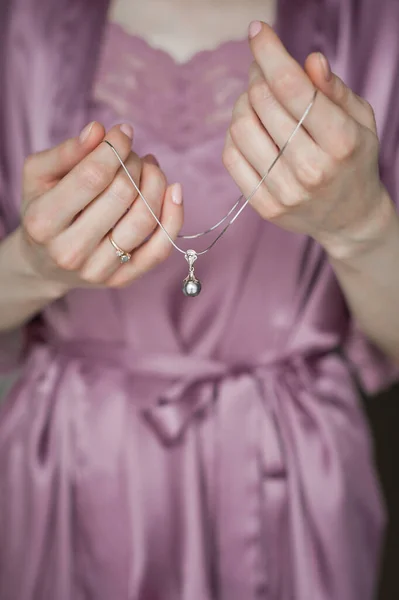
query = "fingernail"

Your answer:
(120, 123), (134, 139)
(248, 21), (262, 39)
(144, 154), (160, 167)
(79, 121), (95, 143)
(318, 52), (332, 81)
(171, 183), (183, 205)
